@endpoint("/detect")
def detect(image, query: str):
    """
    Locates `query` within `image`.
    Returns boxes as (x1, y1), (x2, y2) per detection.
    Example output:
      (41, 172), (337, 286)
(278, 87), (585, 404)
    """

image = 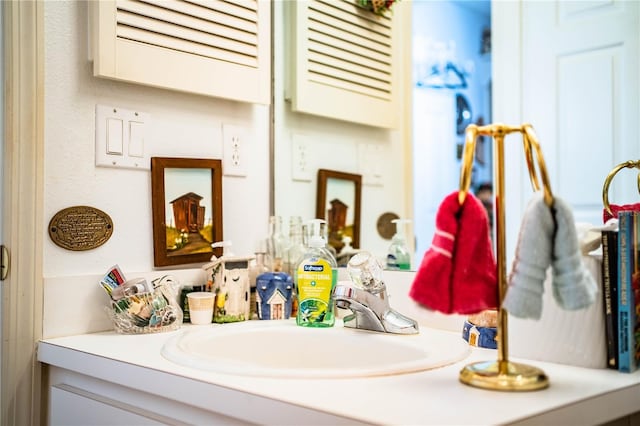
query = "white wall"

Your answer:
(43, 2), (269, 336)
(272, 1), (409, 262)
